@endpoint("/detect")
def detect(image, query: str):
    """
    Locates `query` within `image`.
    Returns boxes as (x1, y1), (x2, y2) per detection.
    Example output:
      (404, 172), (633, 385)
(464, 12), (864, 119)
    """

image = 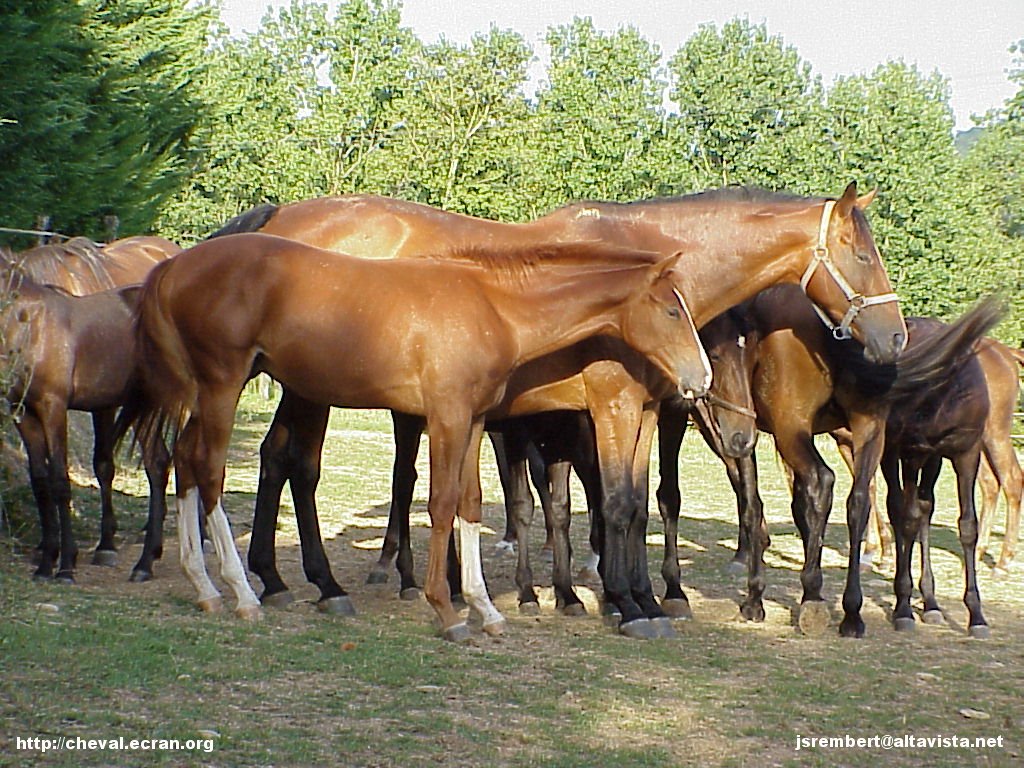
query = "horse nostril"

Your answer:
(892, 331), (907, 354)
